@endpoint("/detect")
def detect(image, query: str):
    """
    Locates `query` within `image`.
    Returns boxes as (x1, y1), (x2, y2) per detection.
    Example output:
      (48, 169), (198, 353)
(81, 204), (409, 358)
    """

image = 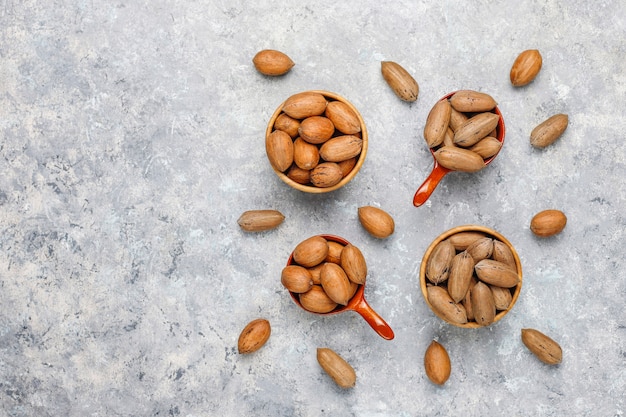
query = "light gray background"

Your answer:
(1, 1), (625, 416)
